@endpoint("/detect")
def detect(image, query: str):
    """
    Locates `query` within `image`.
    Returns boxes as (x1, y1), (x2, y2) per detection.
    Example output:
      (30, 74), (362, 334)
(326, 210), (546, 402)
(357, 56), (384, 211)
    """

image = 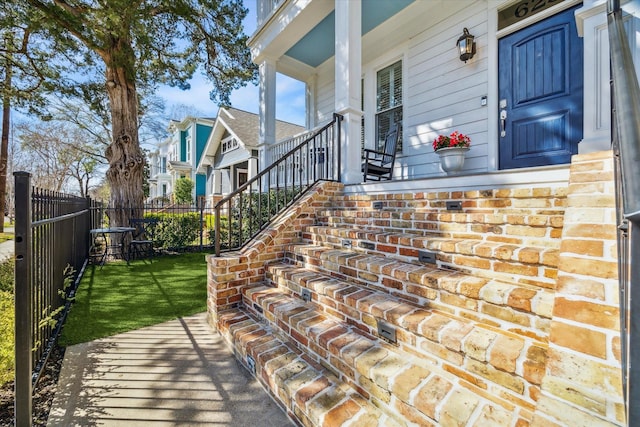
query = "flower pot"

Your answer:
(435, 147), (469, 173)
